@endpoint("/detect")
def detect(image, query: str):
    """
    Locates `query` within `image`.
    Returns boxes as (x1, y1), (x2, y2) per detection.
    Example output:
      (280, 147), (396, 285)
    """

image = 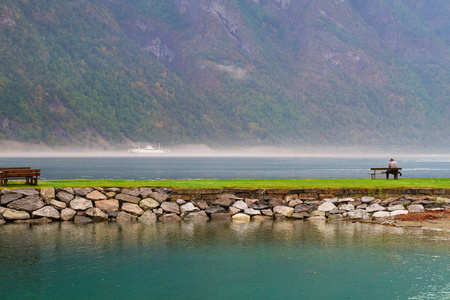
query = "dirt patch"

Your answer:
(391, 210), (450, 232)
